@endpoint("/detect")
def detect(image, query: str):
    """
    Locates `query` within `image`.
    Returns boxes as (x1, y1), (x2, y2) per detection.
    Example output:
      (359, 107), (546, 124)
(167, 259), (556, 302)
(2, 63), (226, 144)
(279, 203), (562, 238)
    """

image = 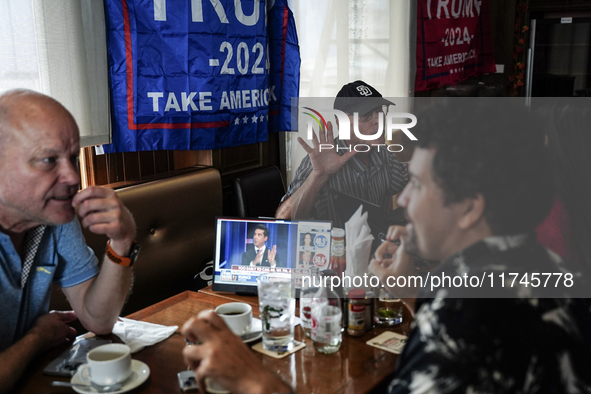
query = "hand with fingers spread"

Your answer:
(368, 225), (418, 299)
(297, 122), (356, 180)
(72, 186), (136, 255)
(182, 310), (292, 394)
(290, 122), (358, 219)
(267, 245), (277, 266)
